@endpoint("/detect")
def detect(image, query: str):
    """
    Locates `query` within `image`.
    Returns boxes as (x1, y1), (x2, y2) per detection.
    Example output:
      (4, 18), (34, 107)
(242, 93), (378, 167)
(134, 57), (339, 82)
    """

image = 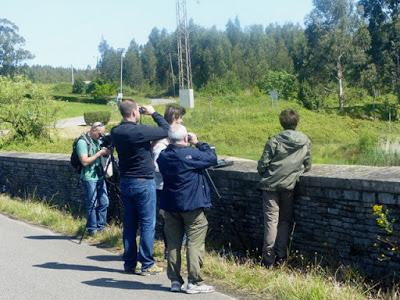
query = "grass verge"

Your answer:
(0, 194), (372, 300)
